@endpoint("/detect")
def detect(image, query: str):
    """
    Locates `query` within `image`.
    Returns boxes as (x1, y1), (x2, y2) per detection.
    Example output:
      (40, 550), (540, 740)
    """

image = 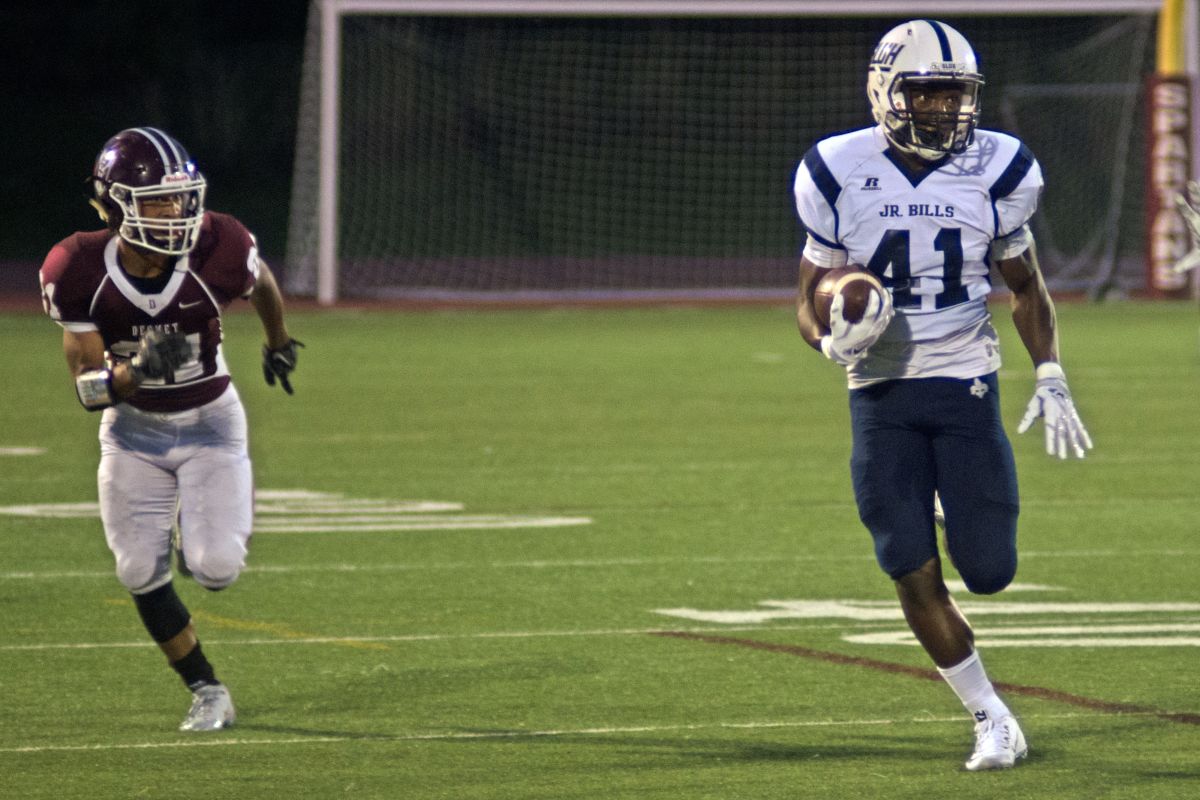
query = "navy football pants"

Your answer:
(848, 373), (1019, 594)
